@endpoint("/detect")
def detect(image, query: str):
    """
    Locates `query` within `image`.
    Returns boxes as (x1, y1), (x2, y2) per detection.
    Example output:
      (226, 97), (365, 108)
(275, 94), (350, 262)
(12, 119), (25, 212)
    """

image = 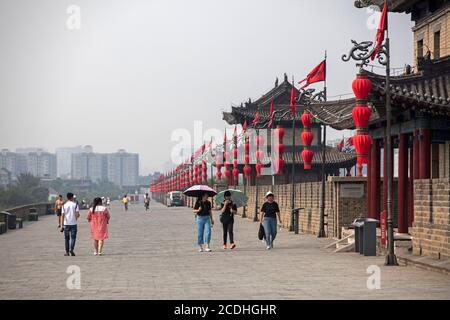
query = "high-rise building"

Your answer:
(71, 146), (107, 182)
(107, 150), (139, 187)
(26, 151), (57, 178)
(56, 146), (84, 178)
